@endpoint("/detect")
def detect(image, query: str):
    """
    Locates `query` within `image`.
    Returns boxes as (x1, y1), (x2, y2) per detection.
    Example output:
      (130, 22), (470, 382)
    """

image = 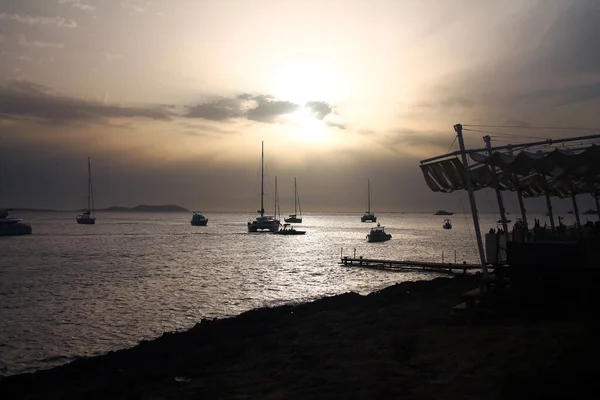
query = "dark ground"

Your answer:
(1, 274), (599, 399)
